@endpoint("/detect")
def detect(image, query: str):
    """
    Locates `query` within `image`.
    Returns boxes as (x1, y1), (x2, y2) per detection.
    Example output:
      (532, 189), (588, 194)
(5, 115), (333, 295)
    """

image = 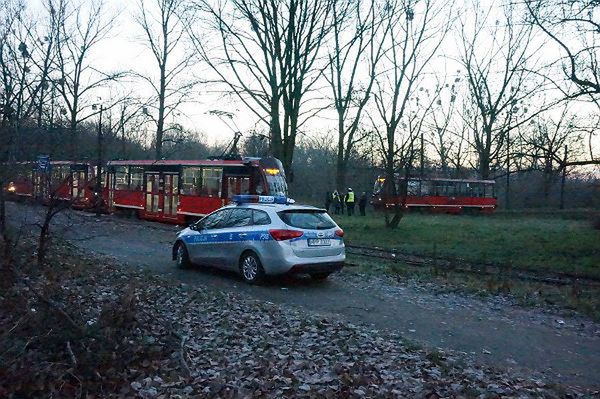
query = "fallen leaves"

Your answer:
(0, 242), (590, 398)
